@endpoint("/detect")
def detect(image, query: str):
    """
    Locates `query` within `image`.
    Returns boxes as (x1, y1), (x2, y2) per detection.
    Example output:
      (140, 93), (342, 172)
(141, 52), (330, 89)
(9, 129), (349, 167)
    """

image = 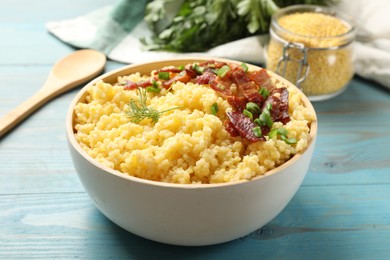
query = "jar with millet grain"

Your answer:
(266, 5), (356, 101)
